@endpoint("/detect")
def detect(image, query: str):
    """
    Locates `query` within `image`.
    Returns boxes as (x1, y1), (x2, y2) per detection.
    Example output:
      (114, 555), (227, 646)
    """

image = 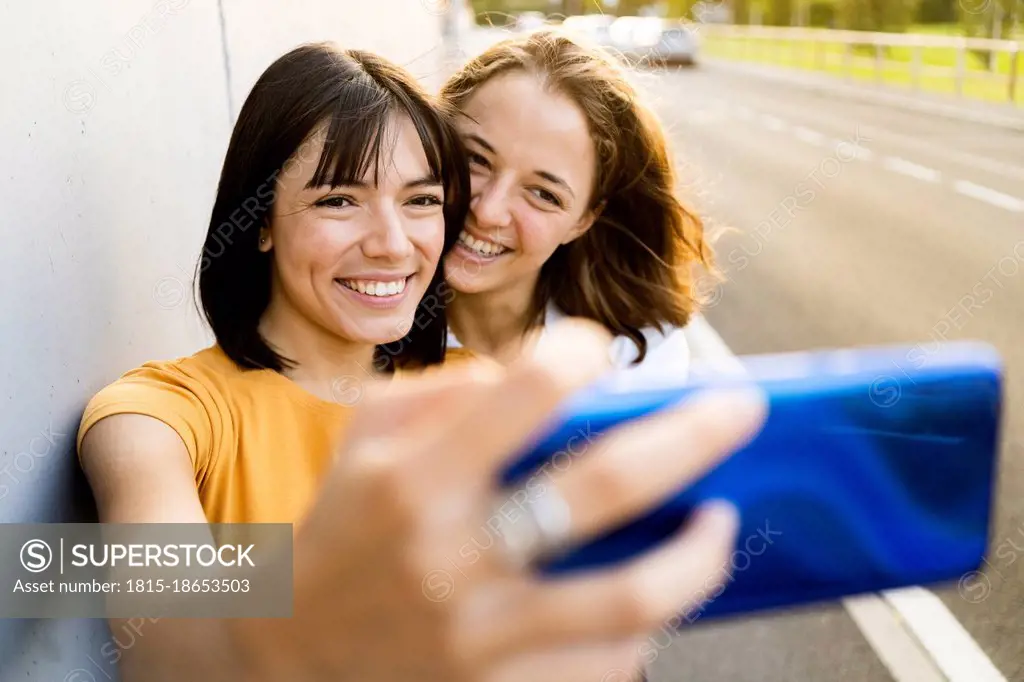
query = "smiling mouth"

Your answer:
(457, 230), (511, 257)
(336, 277), (410, 297)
